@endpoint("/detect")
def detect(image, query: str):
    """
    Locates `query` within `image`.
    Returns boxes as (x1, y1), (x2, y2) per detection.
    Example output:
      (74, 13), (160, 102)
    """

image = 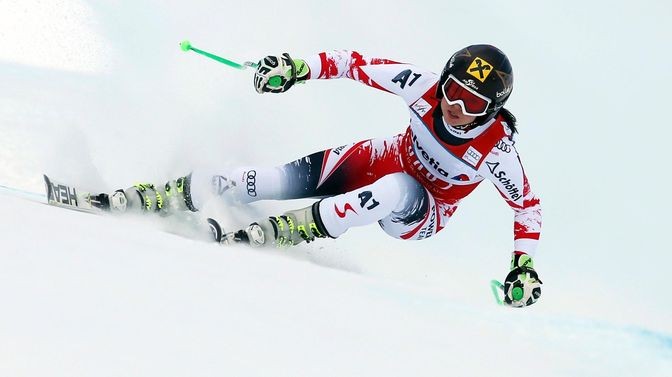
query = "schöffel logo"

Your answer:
(485, 161), (522, 201)
(245, 170), (257, 197)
